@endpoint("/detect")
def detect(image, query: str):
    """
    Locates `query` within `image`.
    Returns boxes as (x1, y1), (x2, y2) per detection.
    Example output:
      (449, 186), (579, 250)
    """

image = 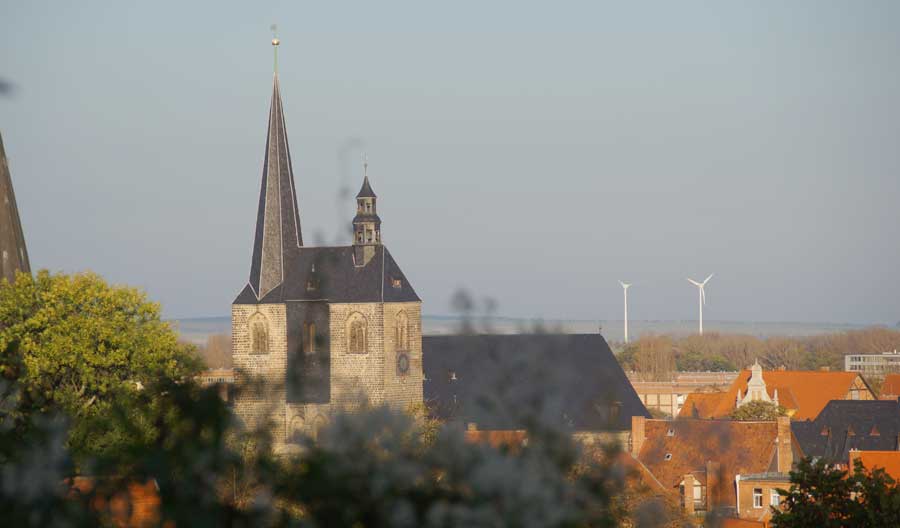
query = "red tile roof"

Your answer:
(635, 419), (781, 508)
(680, 370), (867, 420)
(881, 374), (900, 398)
(854, 451), (900, 480)
(679, 392), (729, 418)
(464, 430), (528, 450)
(69, 477), (160, 528)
